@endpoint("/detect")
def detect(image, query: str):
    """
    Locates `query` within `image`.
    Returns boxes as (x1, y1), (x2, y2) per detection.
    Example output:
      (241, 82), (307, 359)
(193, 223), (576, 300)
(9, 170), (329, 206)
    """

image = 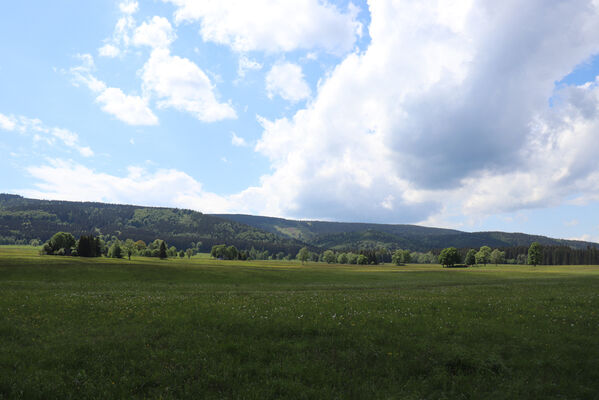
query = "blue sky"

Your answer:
(2, 0), (599, 243)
